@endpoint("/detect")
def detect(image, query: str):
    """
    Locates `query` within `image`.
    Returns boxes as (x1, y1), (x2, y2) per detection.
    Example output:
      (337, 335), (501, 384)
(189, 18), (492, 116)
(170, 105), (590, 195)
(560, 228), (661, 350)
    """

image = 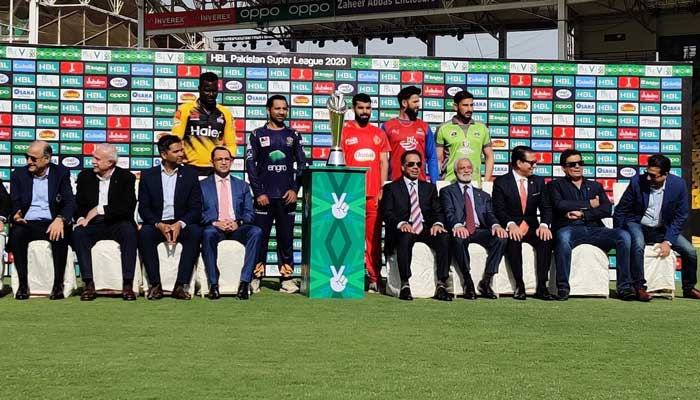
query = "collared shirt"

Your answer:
(513, 170), (528, 197)
(215, 174), (236, 220)
(458, 181), (481, 229)
(161, 165), (178, 221)
(399, 176), (443, 229)
(25, 167), (52, 221)
(95, 168), (114, 215)
(641, 180), (666, 228)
